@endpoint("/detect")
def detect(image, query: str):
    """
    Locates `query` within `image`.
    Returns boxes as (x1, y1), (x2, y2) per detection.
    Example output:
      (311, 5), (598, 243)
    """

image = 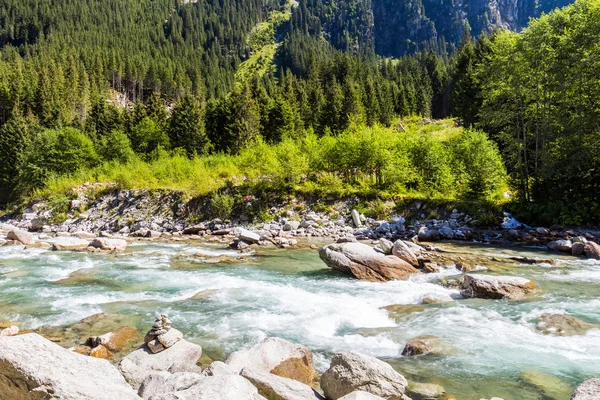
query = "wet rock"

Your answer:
(418, 227), (440, 242)
(90, 344), (114, 359)
(118, 339), (203, 389)
(188, 289), (218, 300)
(401, 335), (450, 356)
(392, 240), (420, 267)
(90, 237), (128, 251)
(520, 369), (573, 400)
(338, 392), (386, 400)
(0, 326), (19, 336)
(52, 236), (90, 251)
(508, 257), (555, 265)
(548, 240), (572, 253)
(381, 304), (427, 322)
(320, 351), (408, 400)
(139, 371), (204, 400)
(71, 345), (92, 355)
(89, 325), (140, 351)
(406, 382), (446, 399)
(25, 242), (52, 249)
(584, 242), (600, 259)
(422, 294), (453, 304)
(226, 337), (315, 385)
(460, 274), (536, 300)
(422, 263), (440, 273)
(572, 242), (586, 256)
(148, 374), (263, 400)
(571, 378), (600, 400)
(241, 367), (325, 400)
(0, 333), (139, 399)
(6, 230), (33, 245)
(319, 242), (419, 282)
(203, 361), (235, 376)
(536, 313), (599, 336)
(455, 261), (475, 272)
